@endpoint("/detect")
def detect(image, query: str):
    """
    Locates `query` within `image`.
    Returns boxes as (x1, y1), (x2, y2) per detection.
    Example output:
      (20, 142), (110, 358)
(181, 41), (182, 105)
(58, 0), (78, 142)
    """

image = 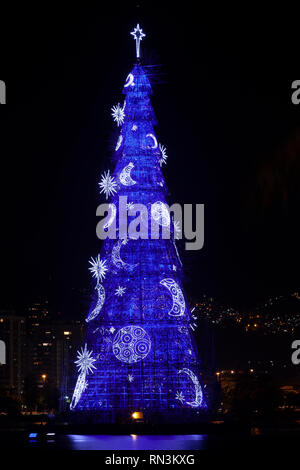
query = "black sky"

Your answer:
(1, 4), (300, 313)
